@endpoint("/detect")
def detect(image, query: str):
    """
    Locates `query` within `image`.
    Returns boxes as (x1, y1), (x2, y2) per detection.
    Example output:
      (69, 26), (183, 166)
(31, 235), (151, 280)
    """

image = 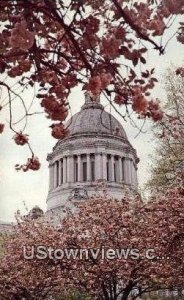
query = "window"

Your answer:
(65, 157), (67, 183)
(56, 161), (59, 187)
(114, 156), (119, 182)
(81, 154), (87, 182)
(61, 159), (63, 184)
(106, 155), (111, 181)
(122, 158), (125, 181)
(83, 162), (87, 182)
(106, 161), (109, 181)
(114, 162), (117, 182)
(74, 162), (78, 182)
(91, 160), (95, 181)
